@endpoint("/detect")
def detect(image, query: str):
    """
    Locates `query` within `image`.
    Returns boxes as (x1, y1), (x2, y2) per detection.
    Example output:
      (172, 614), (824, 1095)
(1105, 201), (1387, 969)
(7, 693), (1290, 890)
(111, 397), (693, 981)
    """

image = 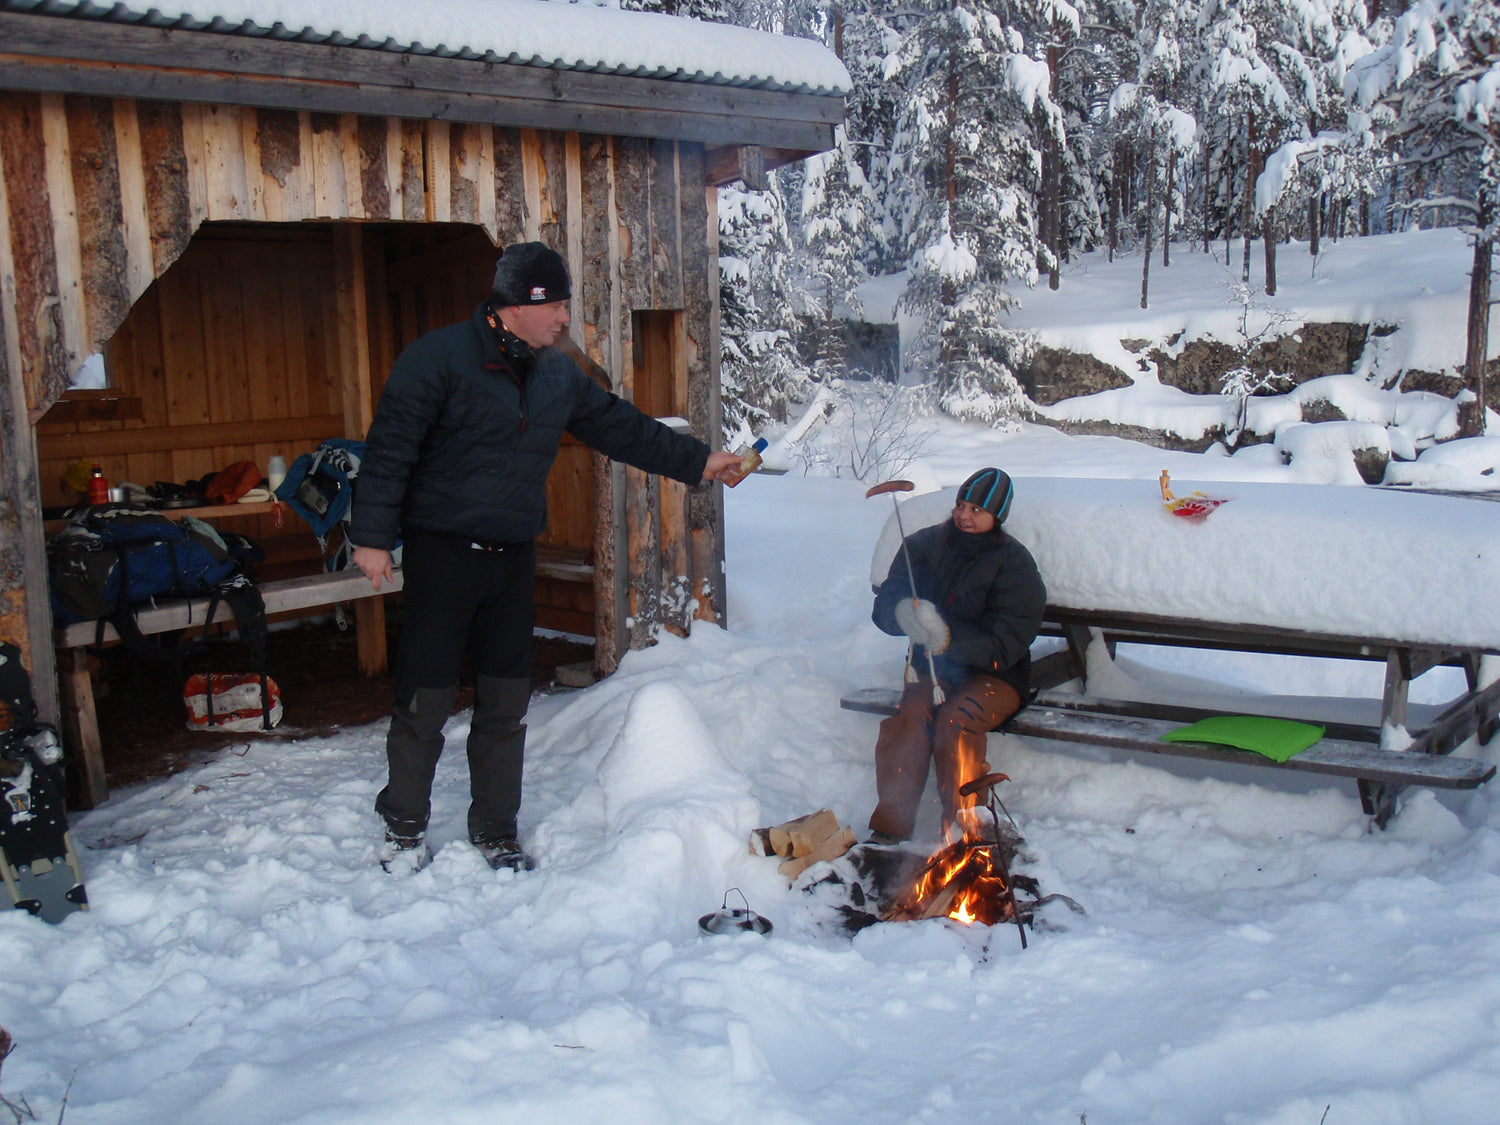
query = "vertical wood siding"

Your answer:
(0, 89), (724, 696)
